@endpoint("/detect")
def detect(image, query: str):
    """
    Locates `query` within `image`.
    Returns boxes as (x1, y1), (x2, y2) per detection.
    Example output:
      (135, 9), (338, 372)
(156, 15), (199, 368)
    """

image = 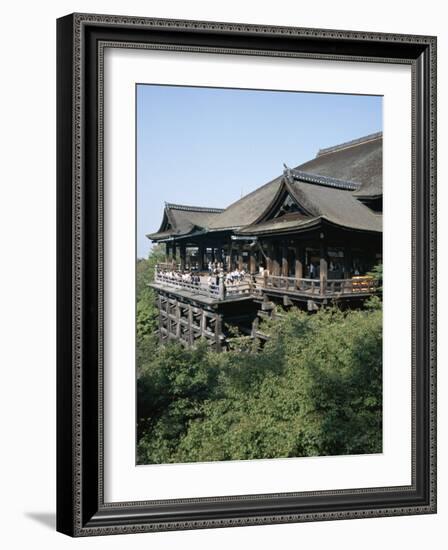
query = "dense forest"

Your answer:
(136, 247), (383, 464)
